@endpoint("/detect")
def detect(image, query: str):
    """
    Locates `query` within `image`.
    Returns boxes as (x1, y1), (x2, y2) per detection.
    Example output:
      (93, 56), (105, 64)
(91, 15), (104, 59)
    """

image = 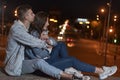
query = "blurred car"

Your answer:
(57, 34), (64, 41)
(64, 33), (77, 42)
(57, 29), (79, 47)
